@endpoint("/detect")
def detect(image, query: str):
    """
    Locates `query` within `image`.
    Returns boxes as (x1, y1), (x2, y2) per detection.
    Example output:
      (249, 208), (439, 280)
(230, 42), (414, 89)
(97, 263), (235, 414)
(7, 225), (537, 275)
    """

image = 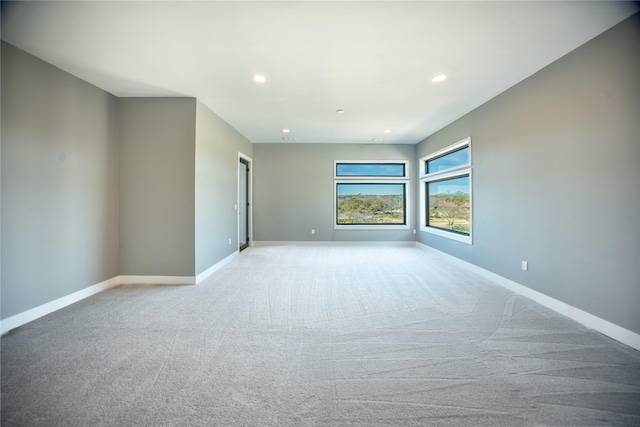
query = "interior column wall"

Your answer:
(117, 98), (197, 277)
(194, 101), (252, 275)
